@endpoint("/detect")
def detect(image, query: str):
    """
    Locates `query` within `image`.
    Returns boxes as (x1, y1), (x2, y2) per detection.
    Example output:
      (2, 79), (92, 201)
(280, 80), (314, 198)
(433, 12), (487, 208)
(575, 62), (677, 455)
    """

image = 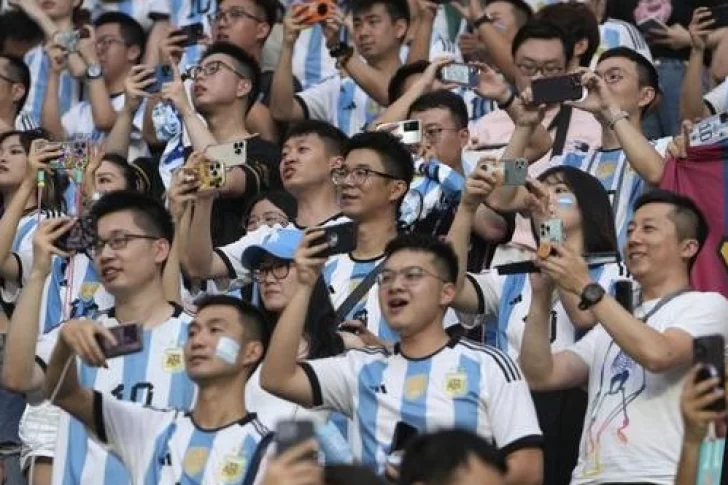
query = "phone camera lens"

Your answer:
(318, 3), (328, 14)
